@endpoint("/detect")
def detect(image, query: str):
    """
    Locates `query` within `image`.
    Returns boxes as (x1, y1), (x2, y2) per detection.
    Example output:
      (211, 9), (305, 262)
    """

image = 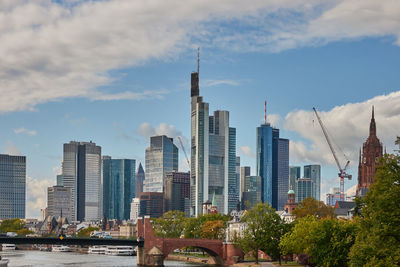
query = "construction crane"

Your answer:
(313, 107), (352, 201)
(177, 136), (190, 170)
